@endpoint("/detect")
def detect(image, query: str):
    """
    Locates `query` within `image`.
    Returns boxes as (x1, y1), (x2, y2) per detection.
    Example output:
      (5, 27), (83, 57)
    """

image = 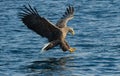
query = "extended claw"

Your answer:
(69, 47), (76, 53)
